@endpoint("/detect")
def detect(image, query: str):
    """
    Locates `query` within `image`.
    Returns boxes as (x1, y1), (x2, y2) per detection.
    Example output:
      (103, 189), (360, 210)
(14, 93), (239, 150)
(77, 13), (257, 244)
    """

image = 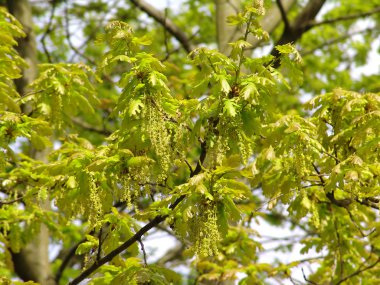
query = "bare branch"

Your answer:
(335, 257), (380, 285)
(302, 268), (319, 285)
(308, 7), (380, 28)
(301, 27), (375, 56)
(63, 0), (96, 65)
(138, 238), (147, 266)
(276, 0), (291, 31)
(129, 0), (194, 53)
(40, 0), (57, 63)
